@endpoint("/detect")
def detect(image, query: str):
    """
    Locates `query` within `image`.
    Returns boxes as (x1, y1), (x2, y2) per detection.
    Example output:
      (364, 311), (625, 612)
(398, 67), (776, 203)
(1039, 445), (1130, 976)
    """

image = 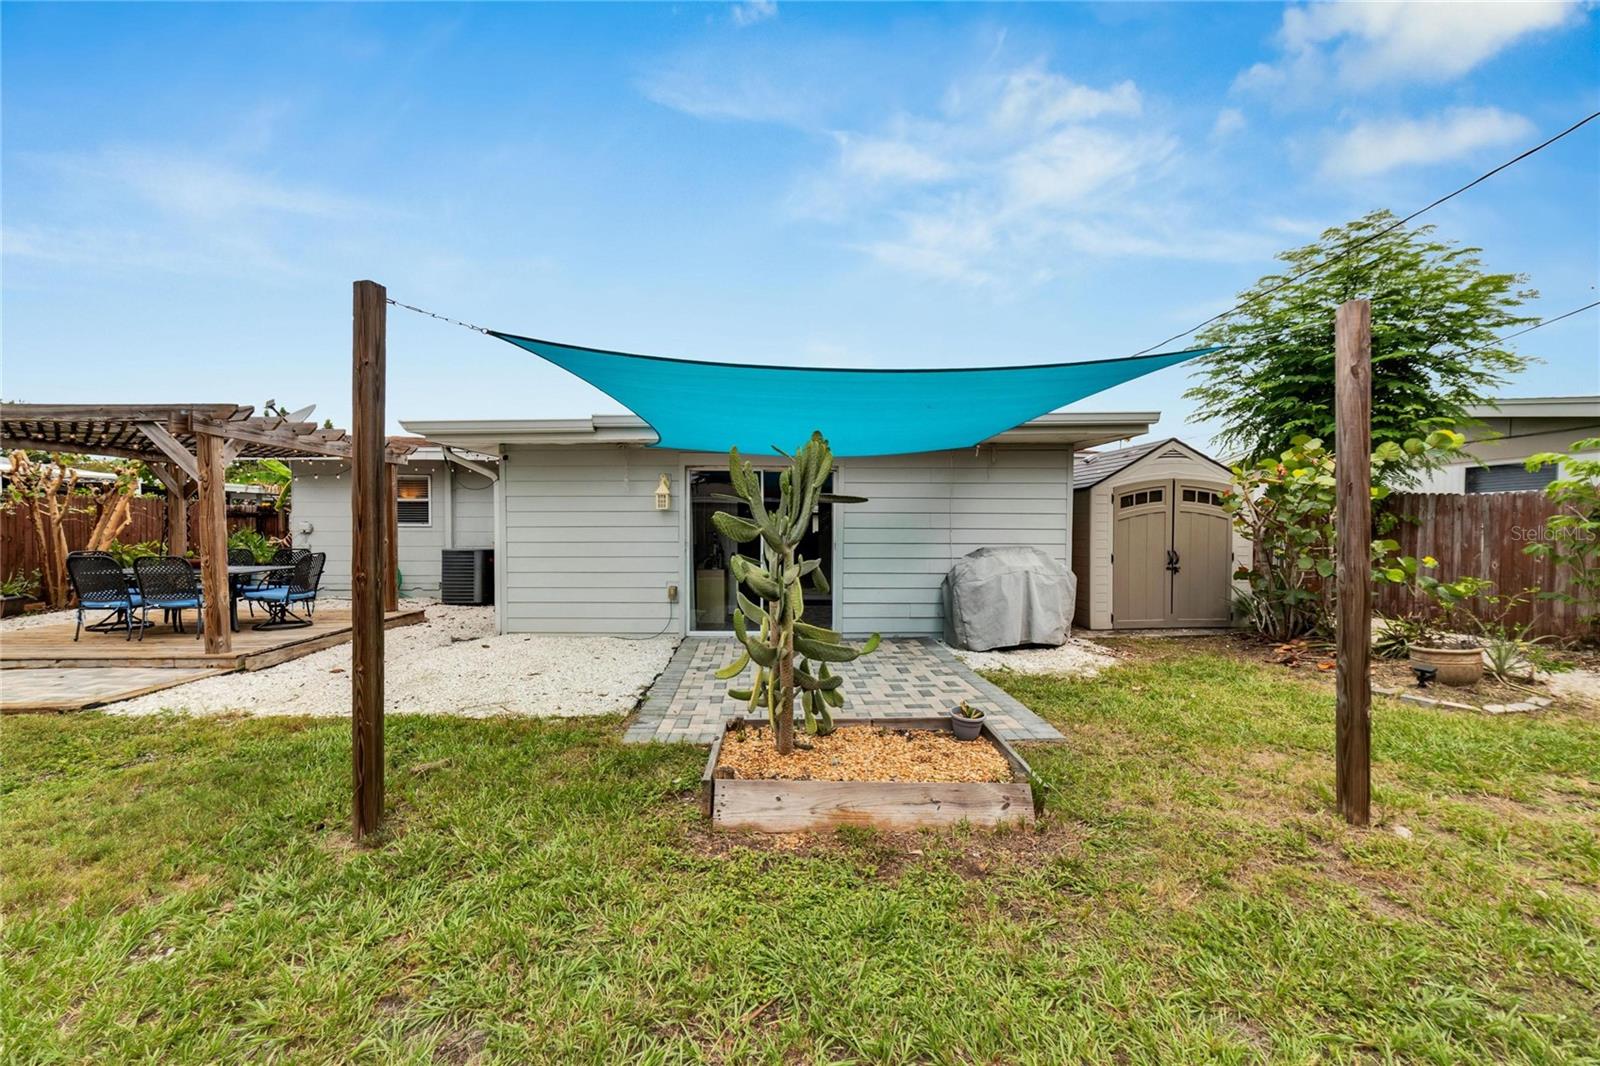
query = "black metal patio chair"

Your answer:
(244, 546), (309, 617)
(67, 551), (142, 641)
(242, 552), (325, 630)
(133, 556), (206, 640)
